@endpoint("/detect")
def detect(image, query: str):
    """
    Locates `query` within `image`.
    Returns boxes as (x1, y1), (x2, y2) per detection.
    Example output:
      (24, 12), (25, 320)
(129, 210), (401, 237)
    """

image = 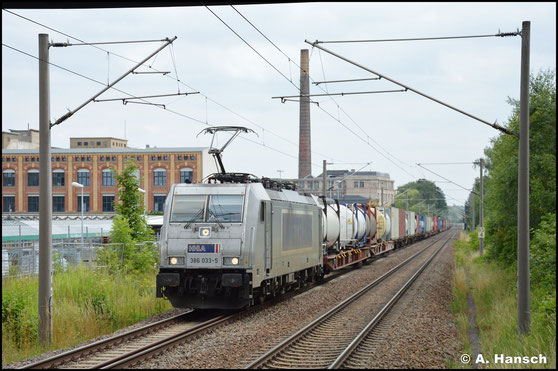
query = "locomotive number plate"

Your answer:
(187, 244), (220, 267)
